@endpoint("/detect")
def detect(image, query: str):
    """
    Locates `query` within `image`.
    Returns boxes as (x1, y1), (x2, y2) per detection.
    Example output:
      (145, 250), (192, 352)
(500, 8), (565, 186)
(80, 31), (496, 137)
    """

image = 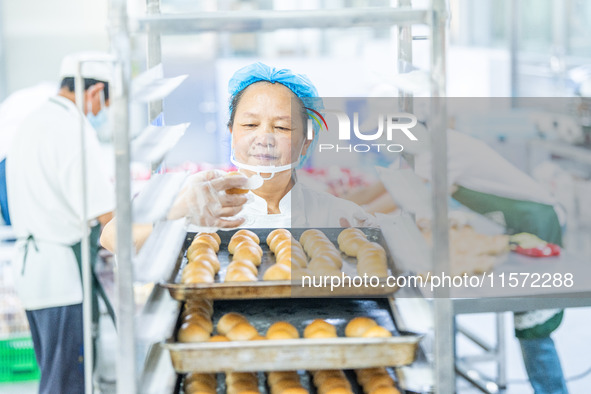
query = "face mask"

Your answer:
(87, 90), (111, 143)
(230, 140), (306, 185)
